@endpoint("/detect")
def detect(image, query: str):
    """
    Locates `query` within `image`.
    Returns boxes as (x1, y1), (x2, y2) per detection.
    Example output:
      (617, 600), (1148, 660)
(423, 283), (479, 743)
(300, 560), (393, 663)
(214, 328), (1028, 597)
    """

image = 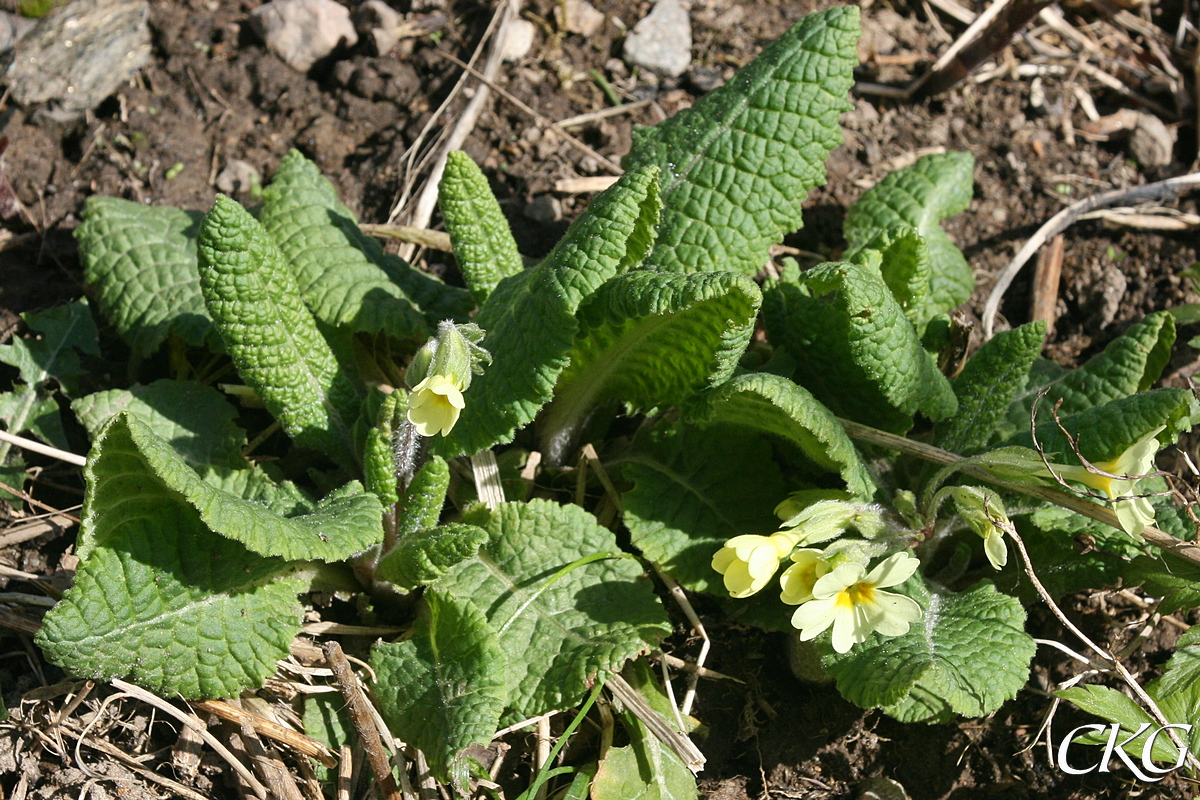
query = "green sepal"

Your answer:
(439, 151), (524, 302)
